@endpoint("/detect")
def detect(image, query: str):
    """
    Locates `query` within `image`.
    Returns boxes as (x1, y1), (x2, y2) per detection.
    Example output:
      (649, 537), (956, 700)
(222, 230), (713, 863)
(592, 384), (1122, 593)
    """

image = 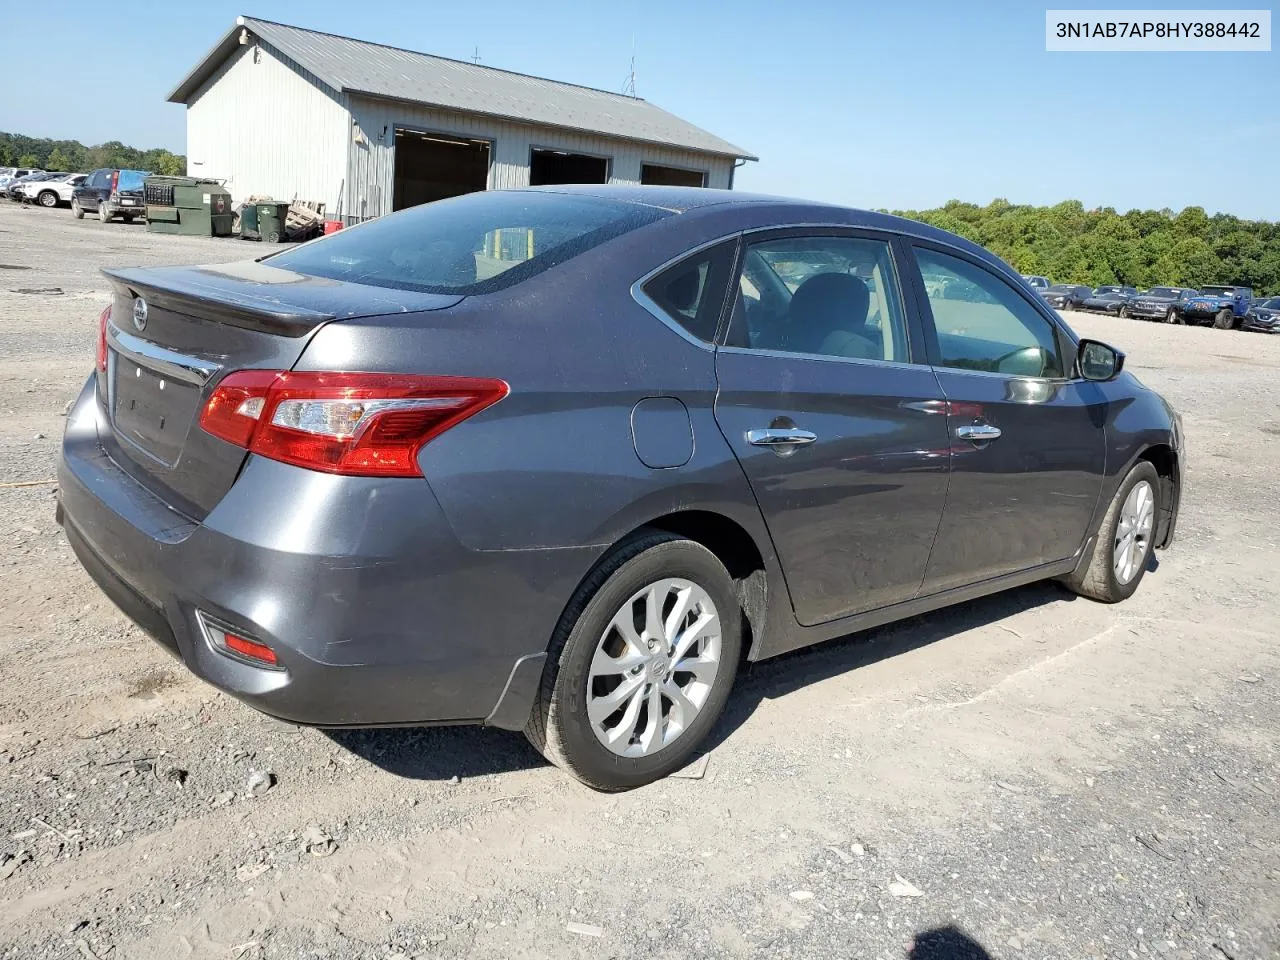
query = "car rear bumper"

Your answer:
(57, 376), (591, 730)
